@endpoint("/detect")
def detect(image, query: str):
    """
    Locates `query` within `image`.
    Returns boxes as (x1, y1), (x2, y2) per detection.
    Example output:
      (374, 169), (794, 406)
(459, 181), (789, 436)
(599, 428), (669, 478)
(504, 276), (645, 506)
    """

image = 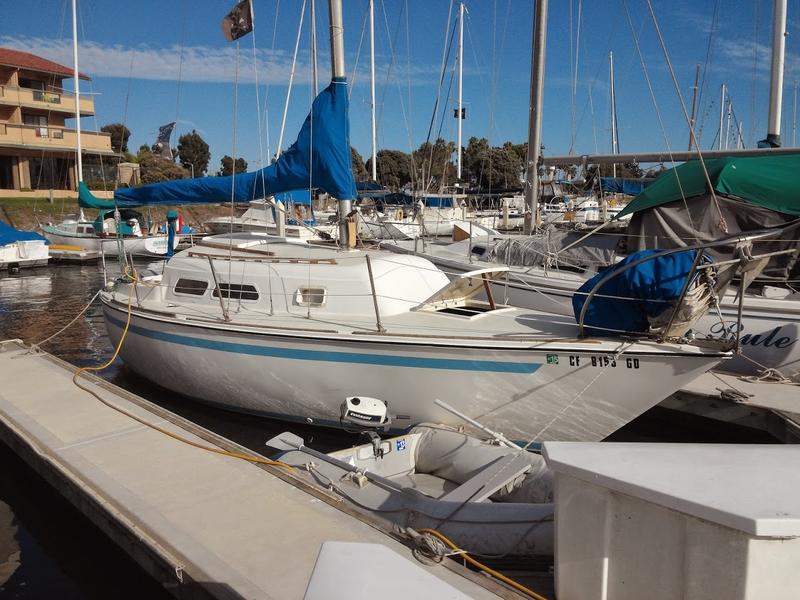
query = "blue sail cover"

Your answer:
(0, 220), (47, 246)
(599, 177), (651, 196)
(572, 249), (705, 336)
(114, 78), (357, 206)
